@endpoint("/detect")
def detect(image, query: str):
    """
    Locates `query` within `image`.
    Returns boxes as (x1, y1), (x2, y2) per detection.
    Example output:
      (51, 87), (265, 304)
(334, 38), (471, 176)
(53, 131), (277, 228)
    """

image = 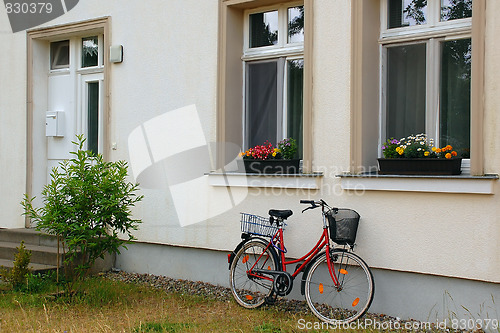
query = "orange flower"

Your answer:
(436, 148), (441, 153)
(451, 151), (457, 157)
(445, 153), (452, 159)
(446, 145), (453, 151)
